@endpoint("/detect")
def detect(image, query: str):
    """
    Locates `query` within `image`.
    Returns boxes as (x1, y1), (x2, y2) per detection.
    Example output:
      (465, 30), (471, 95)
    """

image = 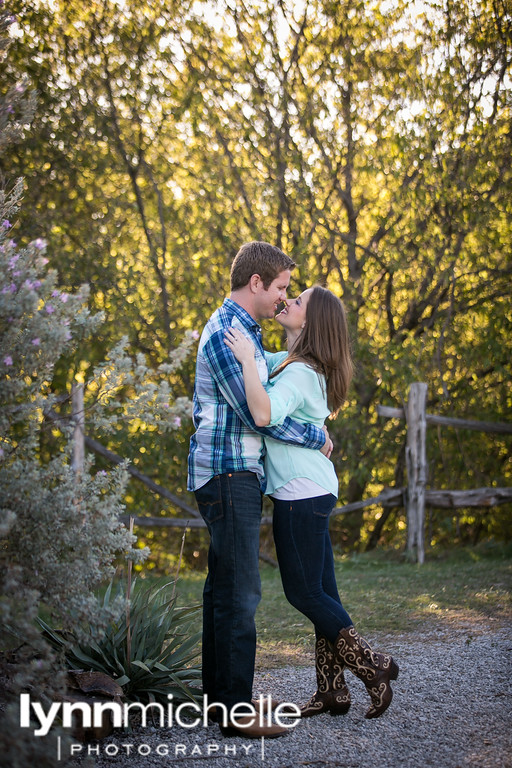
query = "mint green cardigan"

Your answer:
(263, 352), (339, 498)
